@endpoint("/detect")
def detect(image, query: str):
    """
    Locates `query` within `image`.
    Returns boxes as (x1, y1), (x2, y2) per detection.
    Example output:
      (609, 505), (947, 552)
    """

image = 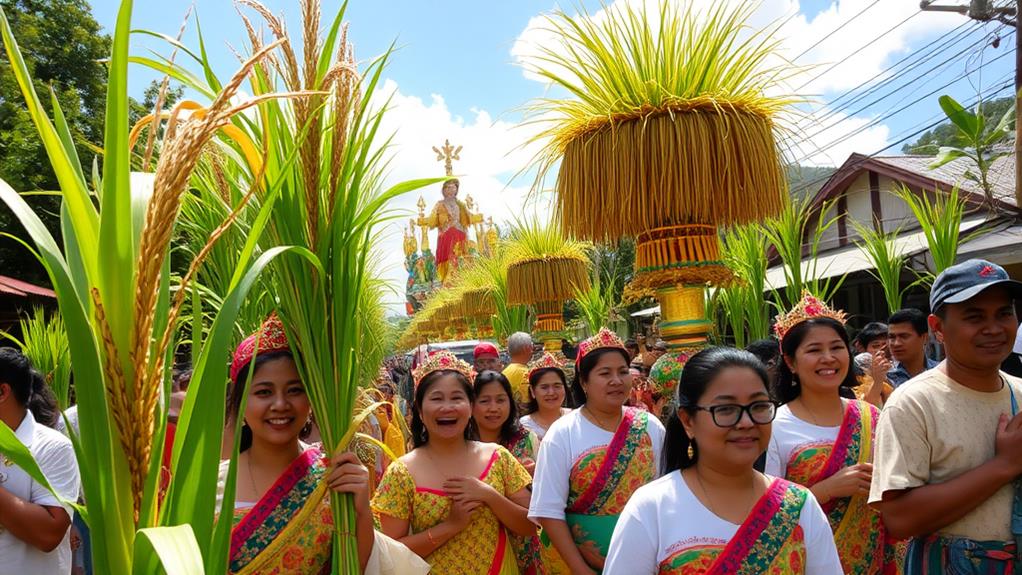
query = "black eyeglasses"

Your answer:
(693, 400), (778, 428)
